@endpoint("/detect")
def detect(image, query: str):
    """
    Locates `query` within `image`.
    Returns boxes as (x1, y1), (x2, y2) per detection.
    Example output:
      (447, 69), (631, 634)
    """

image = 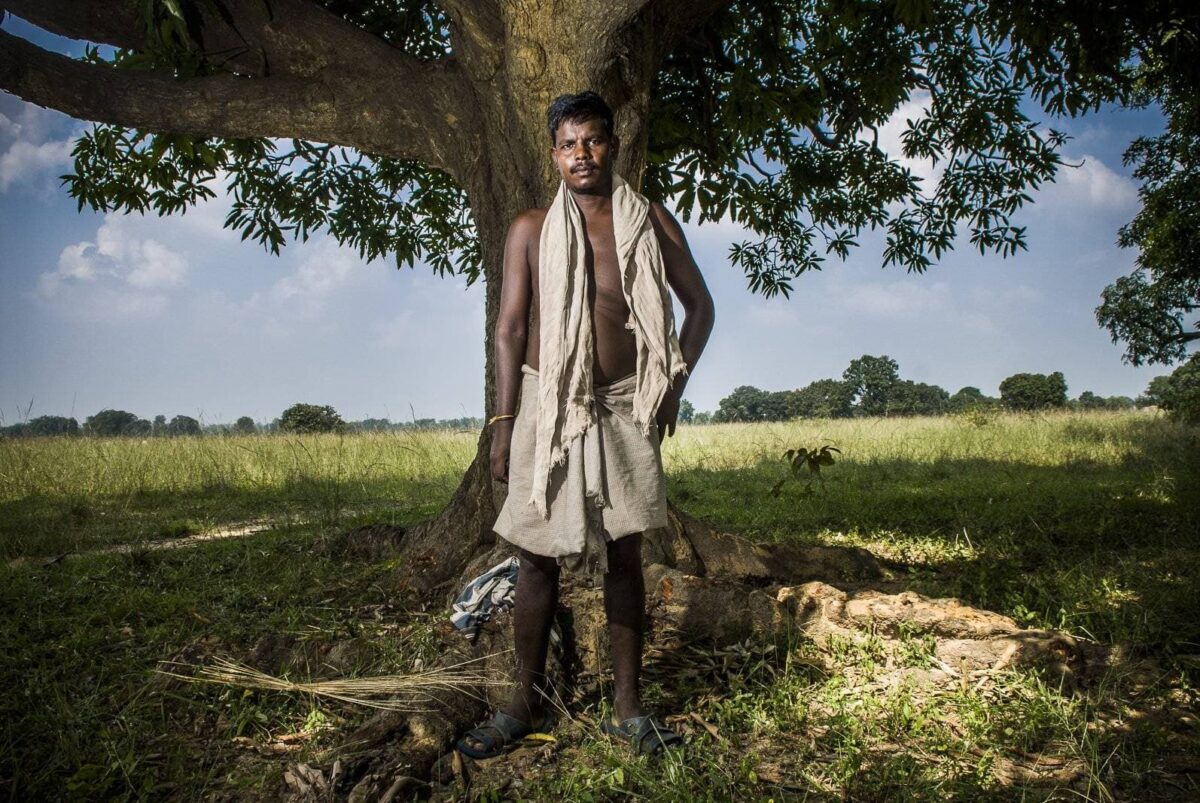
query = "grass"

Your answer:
(0, 428), (475, 559)
(666, 411), (1200, 655)
(2, 409), (1198, 800)
(0, 523), (445, 800)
